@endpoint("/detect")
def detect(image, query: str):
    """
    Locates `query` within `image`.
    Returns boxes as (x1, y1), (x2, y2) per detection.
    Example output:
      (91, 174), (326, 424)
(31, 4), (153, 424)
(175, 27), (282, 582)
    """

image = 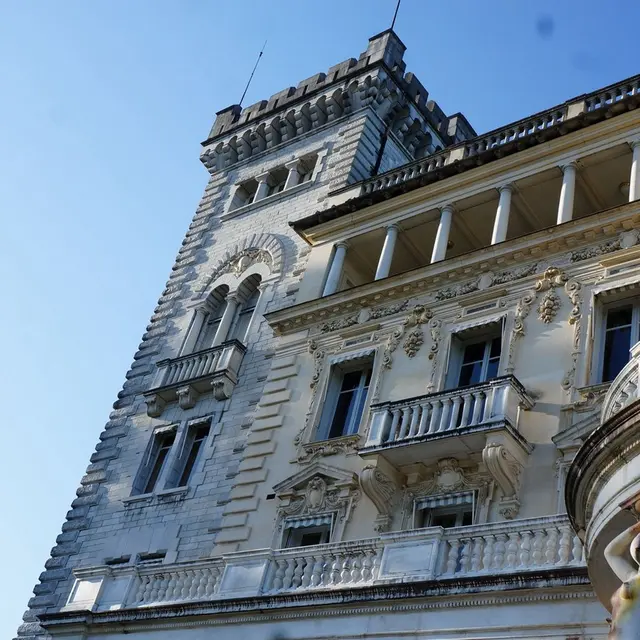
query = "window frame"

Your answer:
(415, 504), (473, 529)
(316, 360), (373, 441)
(594, 296), (640, 383)
(283, 524), (332, 549)
(132, 426), (178, 496)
